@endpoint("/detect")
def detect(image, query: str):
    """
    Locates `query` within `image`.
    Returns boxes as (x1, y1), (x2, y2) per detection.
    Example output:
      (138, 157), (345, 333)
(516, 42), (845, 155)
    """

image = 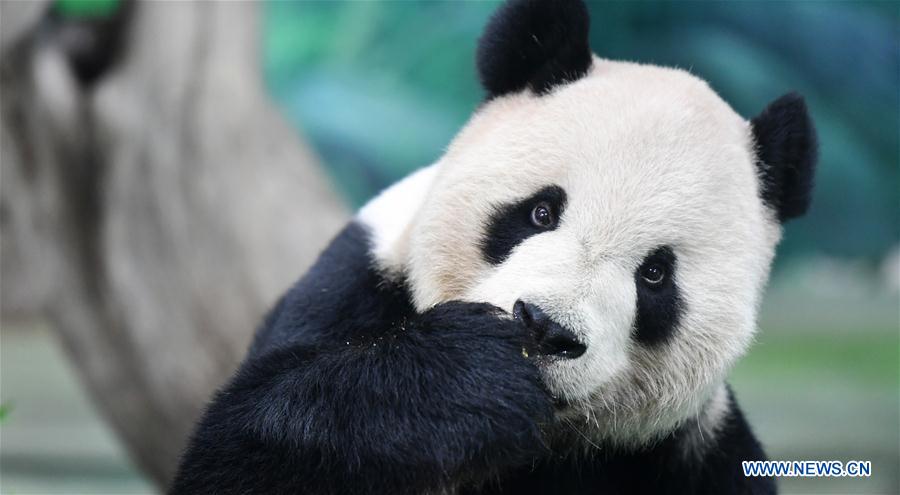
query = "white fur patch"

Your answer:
(357, 165), (438, 274)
